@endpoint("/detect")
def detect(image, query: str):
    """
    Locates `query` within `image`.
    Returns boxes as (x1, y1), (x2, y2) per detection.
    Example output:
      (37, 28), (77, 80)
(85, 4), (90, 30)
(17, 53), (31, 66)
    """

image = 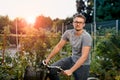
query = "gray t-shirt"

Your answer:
(61, 29), (92, 65)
